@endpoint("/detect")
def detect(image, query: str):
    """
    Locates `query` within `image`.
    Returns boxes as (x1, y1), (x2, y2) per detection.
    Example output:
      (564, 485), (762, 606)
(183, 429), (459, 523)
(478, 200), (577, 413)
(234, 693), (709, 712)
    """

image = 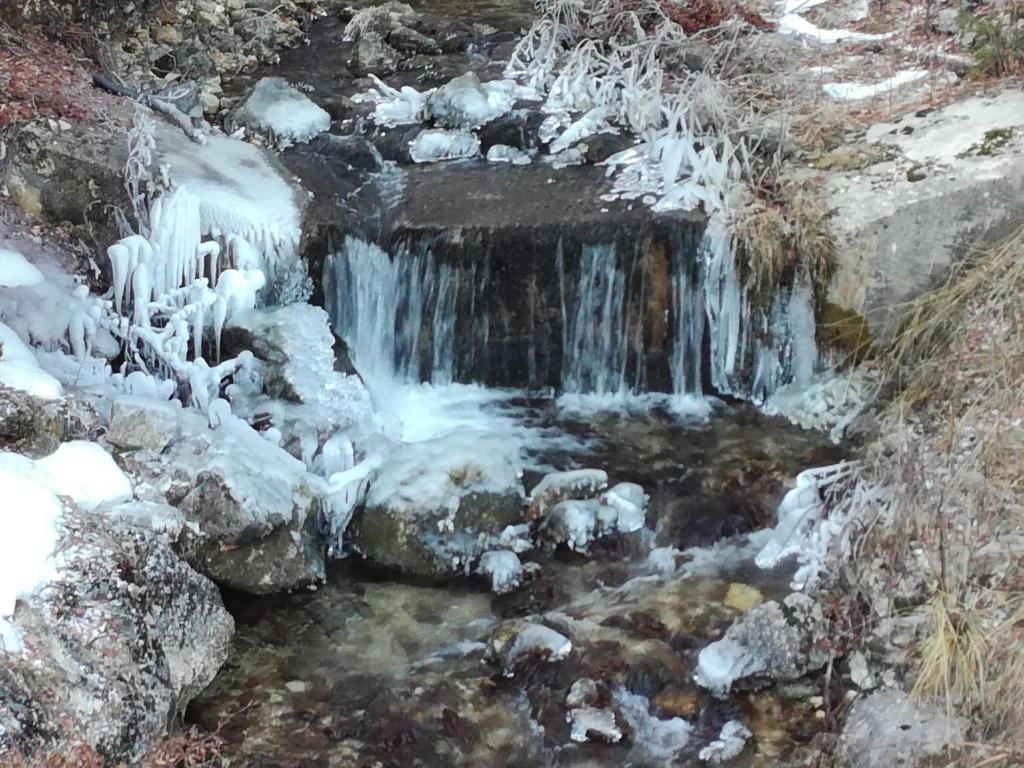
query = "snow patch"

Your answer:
(823, 70), (930, 101)
(0, 249), (45, 288)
